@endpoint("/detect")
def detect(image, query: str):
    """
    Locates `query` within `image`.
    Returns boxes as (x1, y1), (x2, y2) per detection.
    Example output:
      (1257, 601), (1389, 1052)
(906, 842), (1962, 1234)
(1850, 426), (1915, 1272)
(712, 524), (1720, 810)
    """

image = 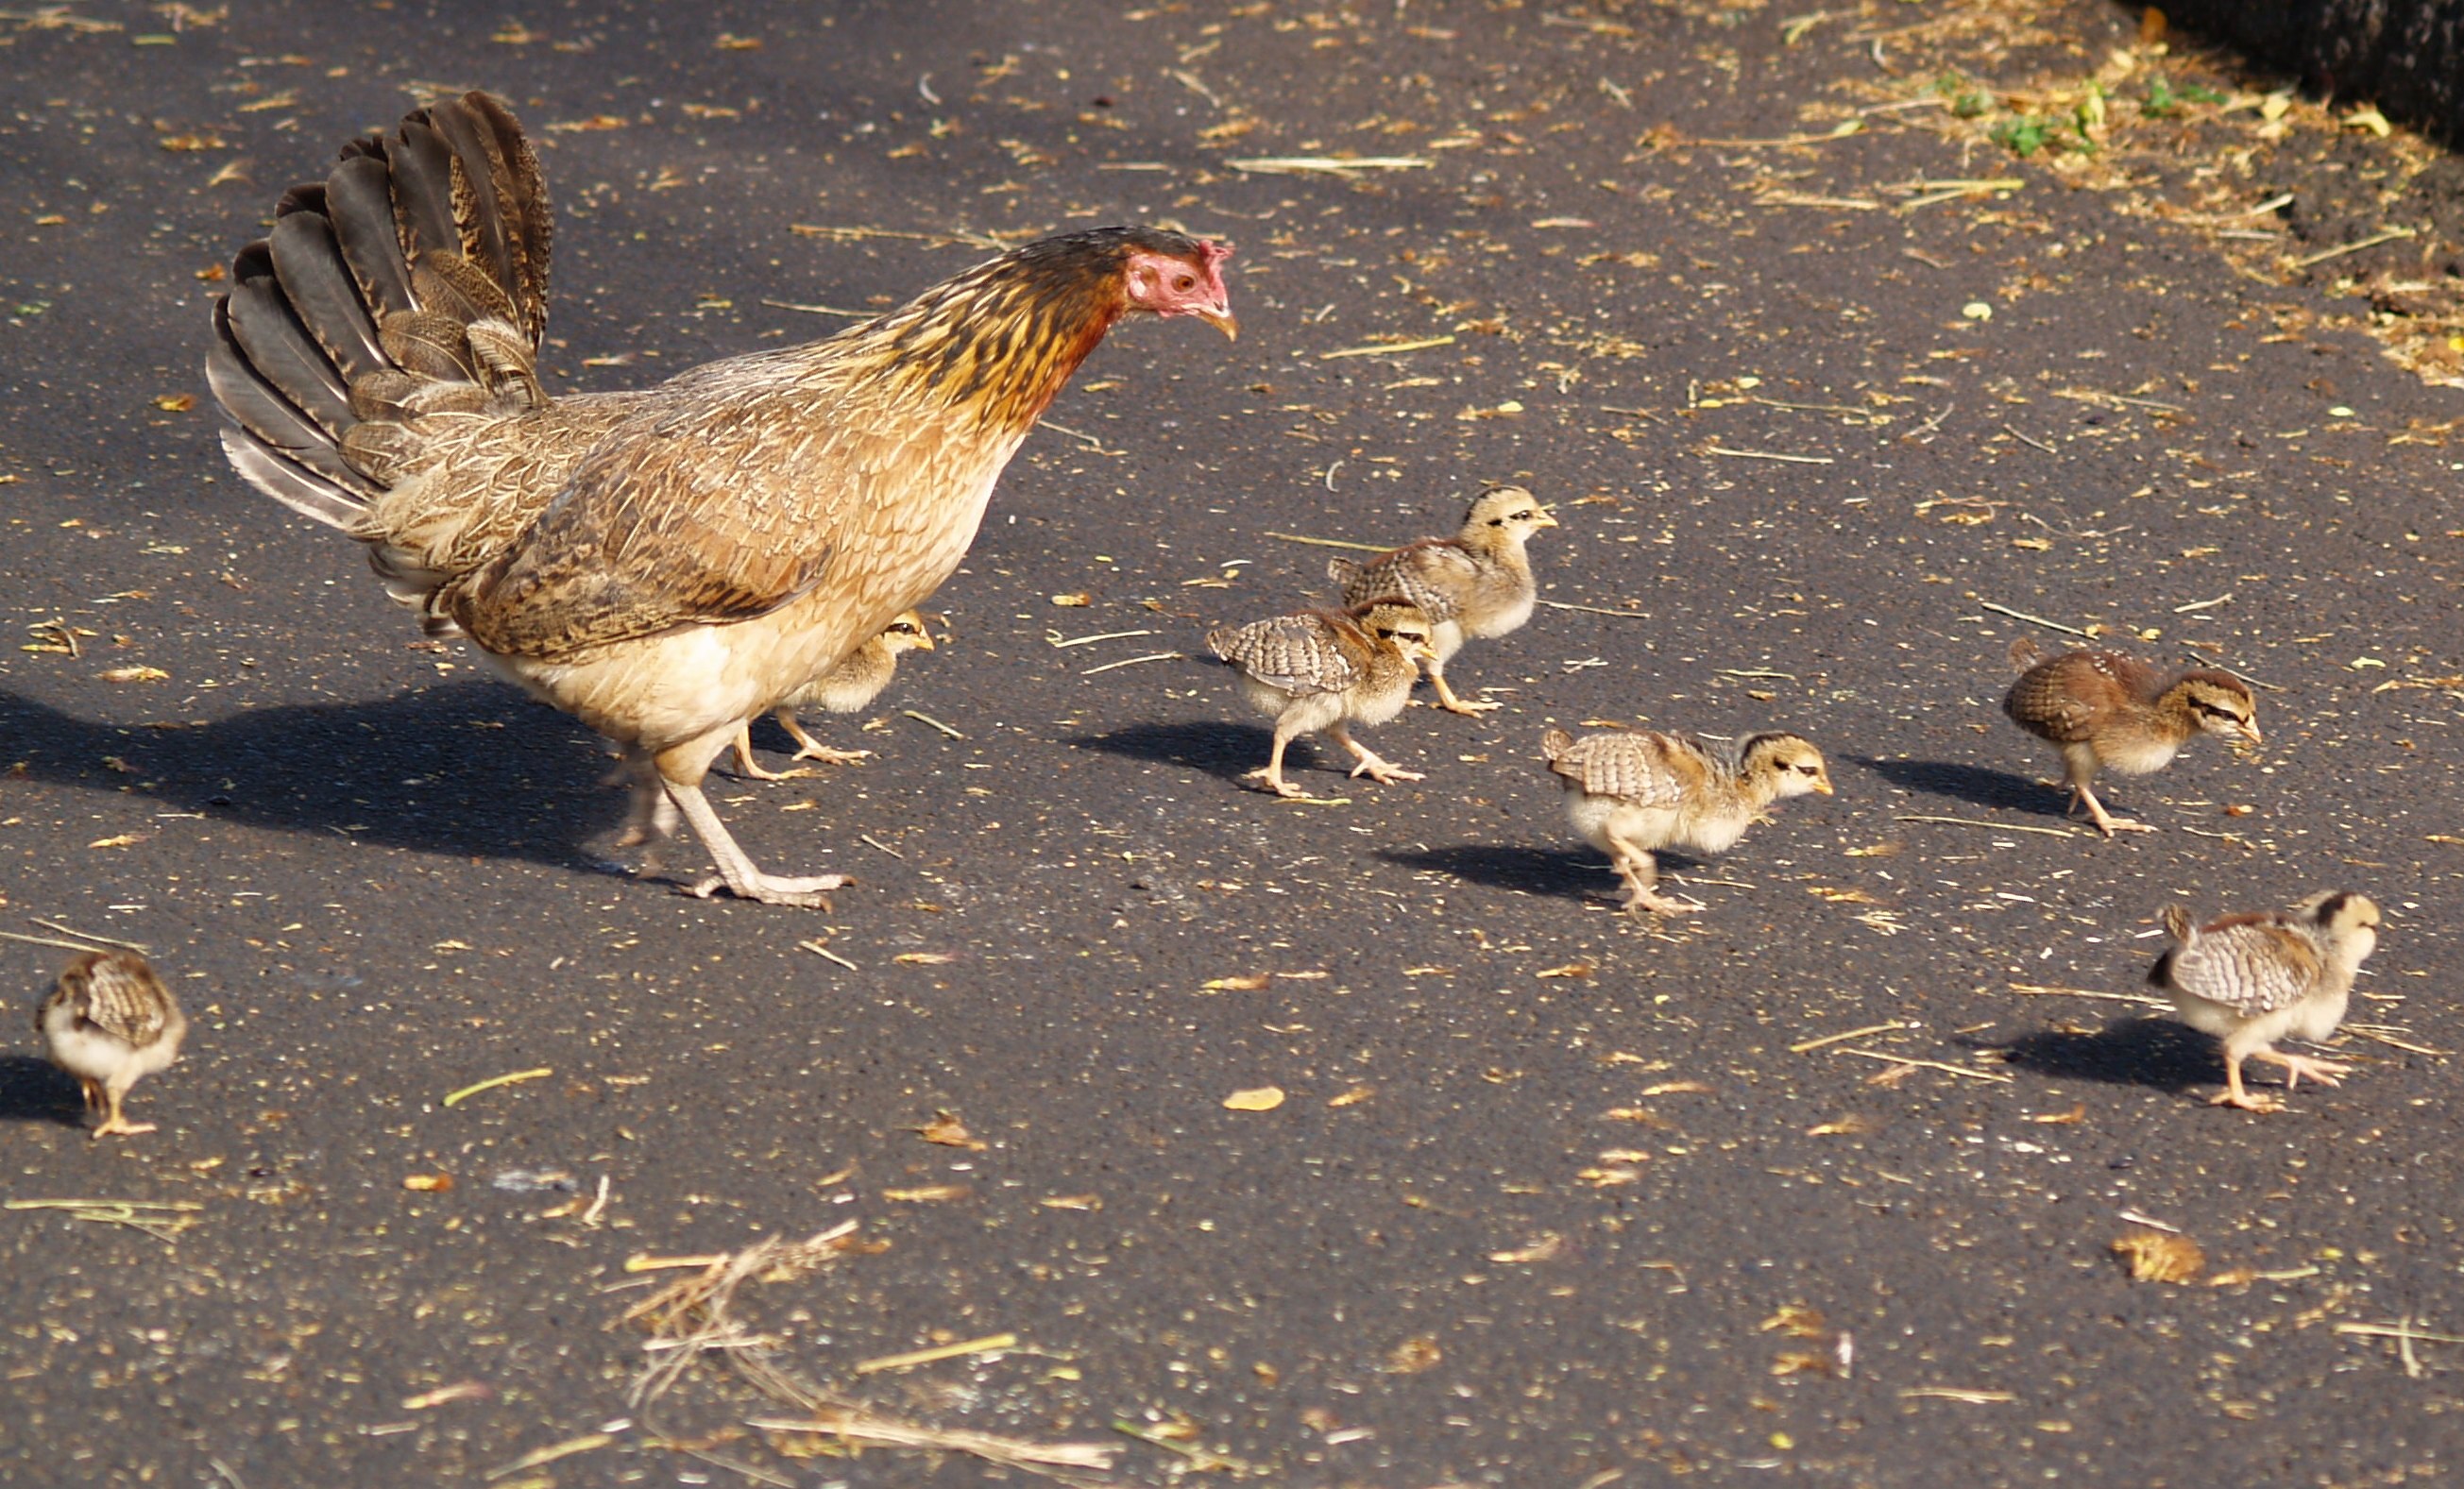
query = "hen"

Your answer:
(209, 92), (1233, 905)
